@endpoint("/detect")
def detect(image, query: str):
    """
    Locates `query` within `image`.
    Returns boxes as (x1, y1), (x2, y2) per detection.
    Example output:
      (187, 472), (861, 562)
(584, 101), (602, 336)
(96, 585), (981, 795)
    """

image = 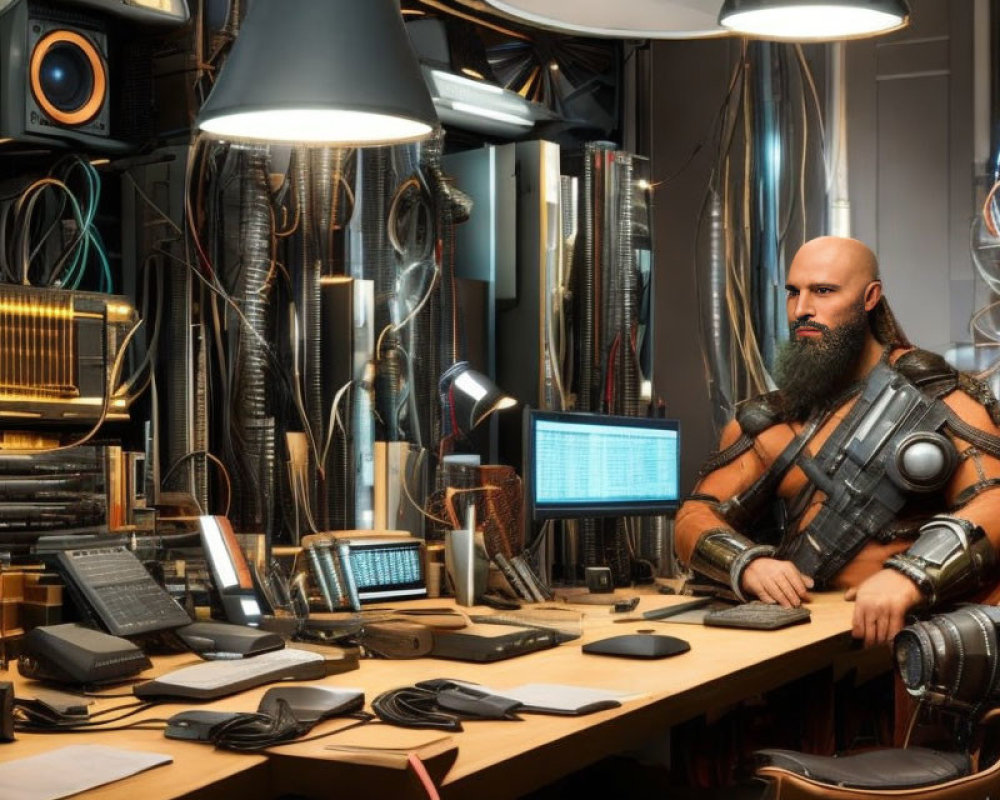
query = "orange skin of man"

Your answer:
(675, 237), (1000, 647)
